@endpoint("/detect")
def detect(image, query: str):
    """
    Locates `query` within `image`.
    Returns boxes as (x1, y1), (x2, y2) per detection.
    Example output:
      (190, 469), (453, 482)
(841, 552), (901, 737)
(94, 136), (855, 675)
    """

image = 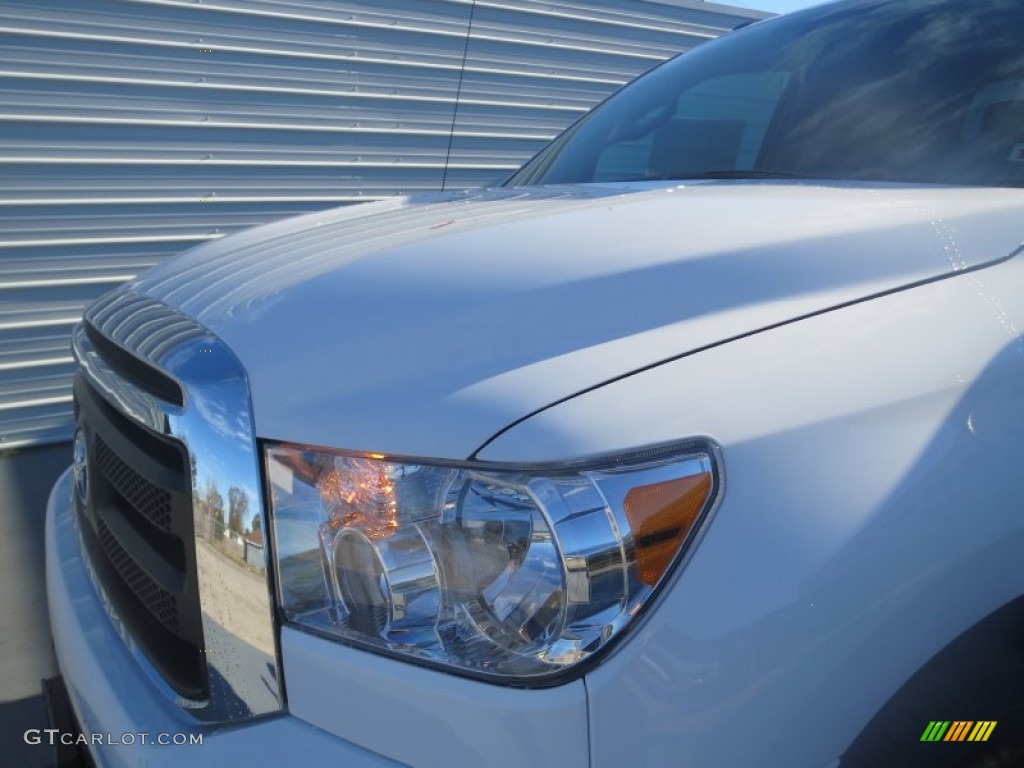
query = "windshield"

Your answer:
(507, 0), (1024, 188)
